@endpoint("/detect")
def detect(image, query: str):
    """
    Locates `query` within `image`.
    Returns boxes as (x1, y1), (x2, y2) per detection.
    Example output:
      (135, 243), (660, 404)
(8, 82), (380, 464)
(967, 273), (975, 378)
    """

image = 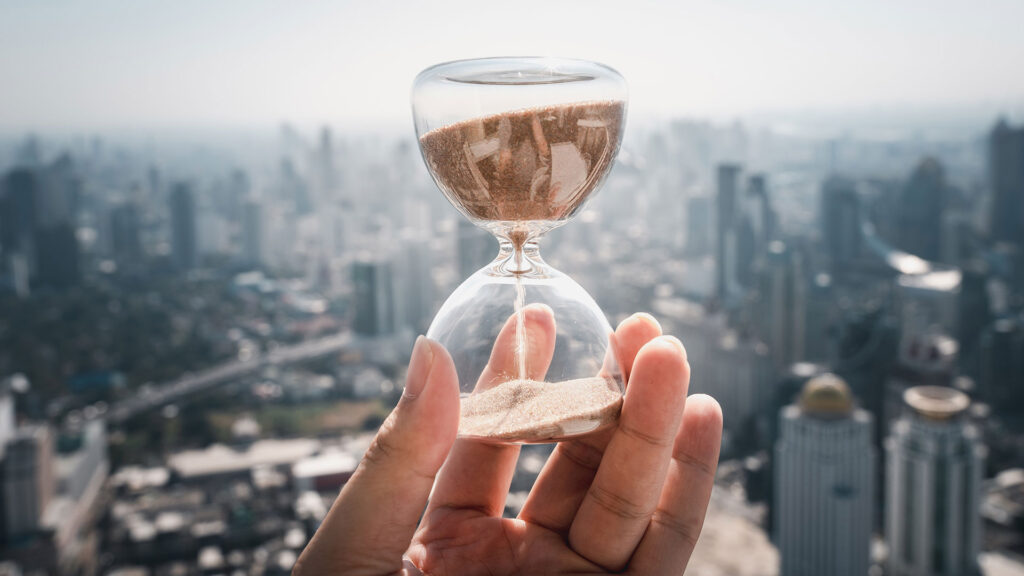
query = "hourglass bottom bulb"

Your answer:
(426, 256), (625, 444)
(459, 376), (622, 443)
